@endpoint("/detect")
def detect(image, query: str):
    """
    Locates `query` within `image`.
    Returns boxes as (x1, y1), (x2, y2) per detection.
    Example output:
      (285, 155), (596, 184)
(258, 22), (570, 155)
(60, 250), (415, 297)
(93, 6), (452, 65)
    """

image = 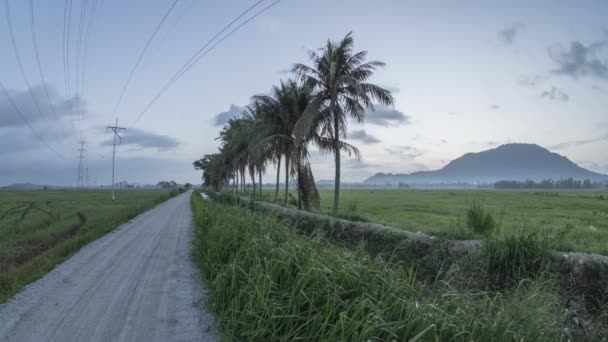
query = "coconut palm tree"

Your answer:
(218, 116), (253, 194)
(242, 103), (274, 199)
(256, 79), (359, 210)
(254, 80), (301, 205)
(292, 32), (394, 215)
